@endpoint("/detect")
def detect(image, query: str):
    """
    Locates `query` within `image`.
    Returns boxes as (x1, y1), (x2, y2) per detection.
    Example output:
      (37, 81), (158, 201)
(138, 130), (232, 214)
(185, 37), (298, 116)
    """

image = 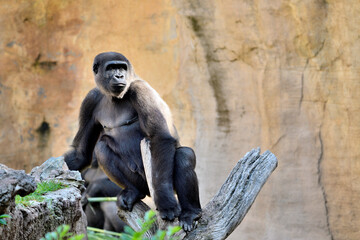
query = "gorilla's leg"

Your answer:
(94, 140), (147, 211)
(174, 147), (202, 231)
(85, 178), (122, 198)
(101, 202), (127, 232)
(84, 203), (105, 229)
